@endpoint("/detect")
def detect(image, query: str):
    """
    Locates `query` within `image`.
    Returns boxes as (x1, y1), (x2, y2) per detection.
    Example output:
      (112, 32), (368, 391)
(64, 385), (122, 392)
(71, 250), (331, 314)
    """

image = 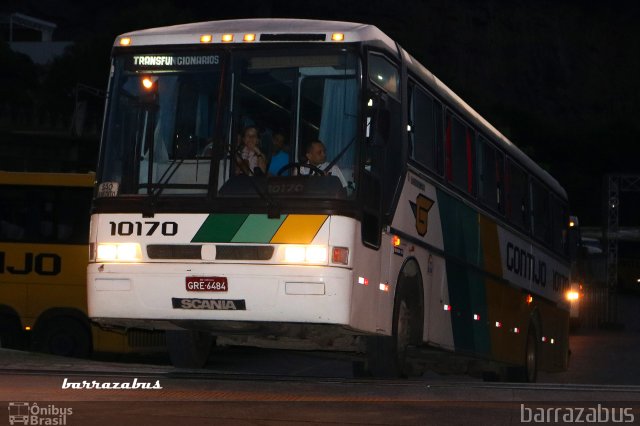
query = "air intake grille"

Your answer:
(260, 33), (326, 42)
(215, 245), (274, 261)
(146, 244), (274, 261)
(147, 245), (202, 259)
